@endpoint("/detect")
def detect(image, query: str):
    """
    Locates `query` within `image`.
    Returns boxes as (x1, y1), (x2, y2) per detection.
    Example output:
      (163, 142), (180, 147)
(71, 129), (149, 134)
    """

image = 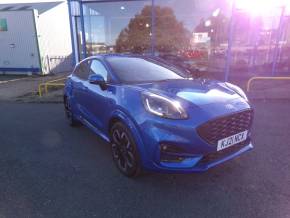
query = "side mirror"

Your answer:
(88, 74), (107, 89)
